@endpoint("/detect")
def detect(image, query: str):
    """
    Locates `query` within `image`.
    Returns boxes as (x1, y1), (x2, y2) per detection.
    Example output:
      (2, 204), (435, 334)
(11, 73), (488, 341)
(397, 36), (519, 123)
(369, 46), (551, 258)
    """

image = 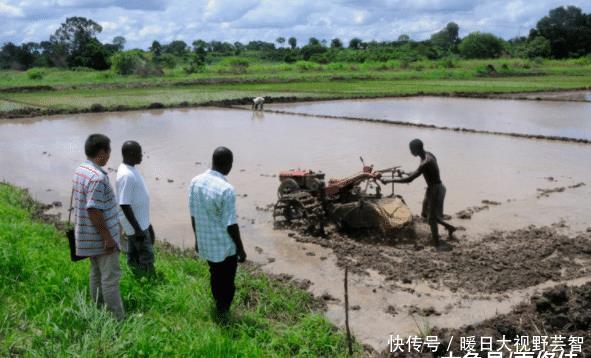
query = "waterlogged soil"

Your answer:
(440, 283), (591, 354)
(381, 282), (591, 356)
(494, 90), (591, 102)
(265, 96), (591, 141)
(288, 223), (591, 294)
